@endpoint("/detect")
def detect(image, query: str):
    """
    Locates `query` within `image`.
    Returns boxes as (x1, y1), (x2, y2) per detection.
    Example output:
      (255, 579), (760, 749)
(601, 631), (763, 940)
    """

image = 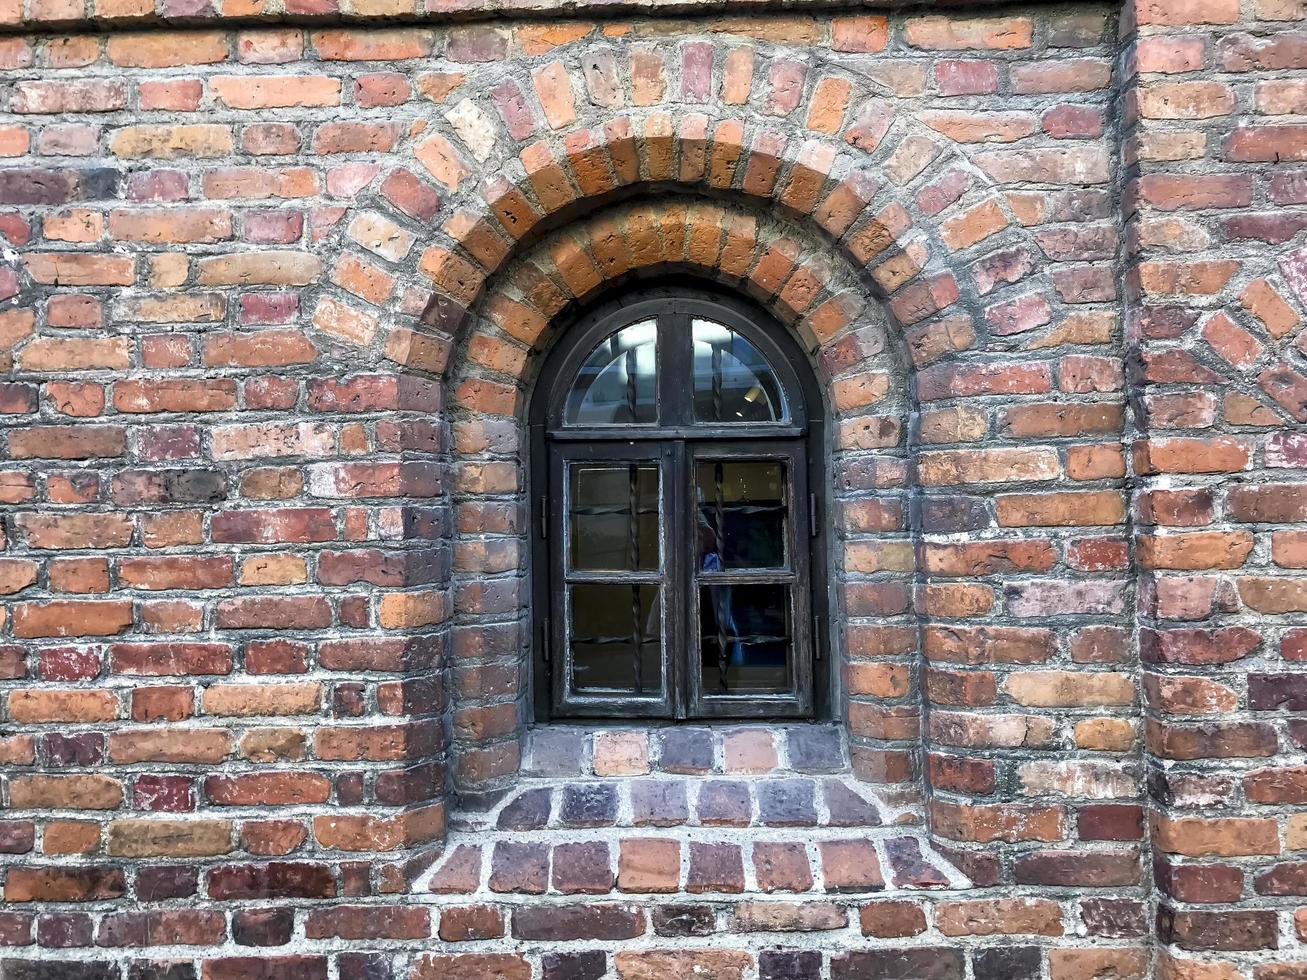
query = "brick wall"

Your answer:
(1124, 0), (1307, 973)
(0, 0), (1303, 977)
